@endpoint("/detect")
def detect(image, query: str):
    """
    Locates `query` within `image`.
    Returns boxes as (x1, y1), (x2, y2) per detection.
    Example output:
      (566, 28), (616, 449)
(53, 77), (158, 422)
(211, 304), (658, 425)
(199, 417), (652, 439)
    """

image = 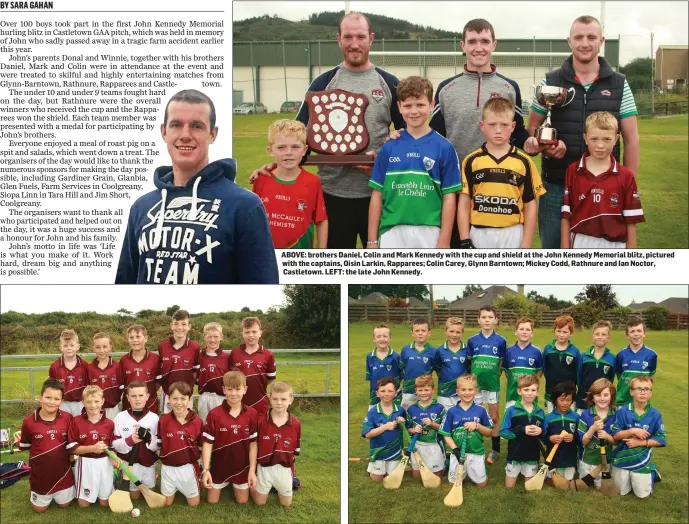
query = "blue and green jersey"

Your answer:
(610, 403), (666, 473)
(400, 343), (437, 394)
(614, 345), (657, 406)
(434, 341), (470, 397)
(361, 403), (406, 461)
(503, 342), (543, 403)
(466, 331), (507, 393)
(365, 348), (403, 405)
